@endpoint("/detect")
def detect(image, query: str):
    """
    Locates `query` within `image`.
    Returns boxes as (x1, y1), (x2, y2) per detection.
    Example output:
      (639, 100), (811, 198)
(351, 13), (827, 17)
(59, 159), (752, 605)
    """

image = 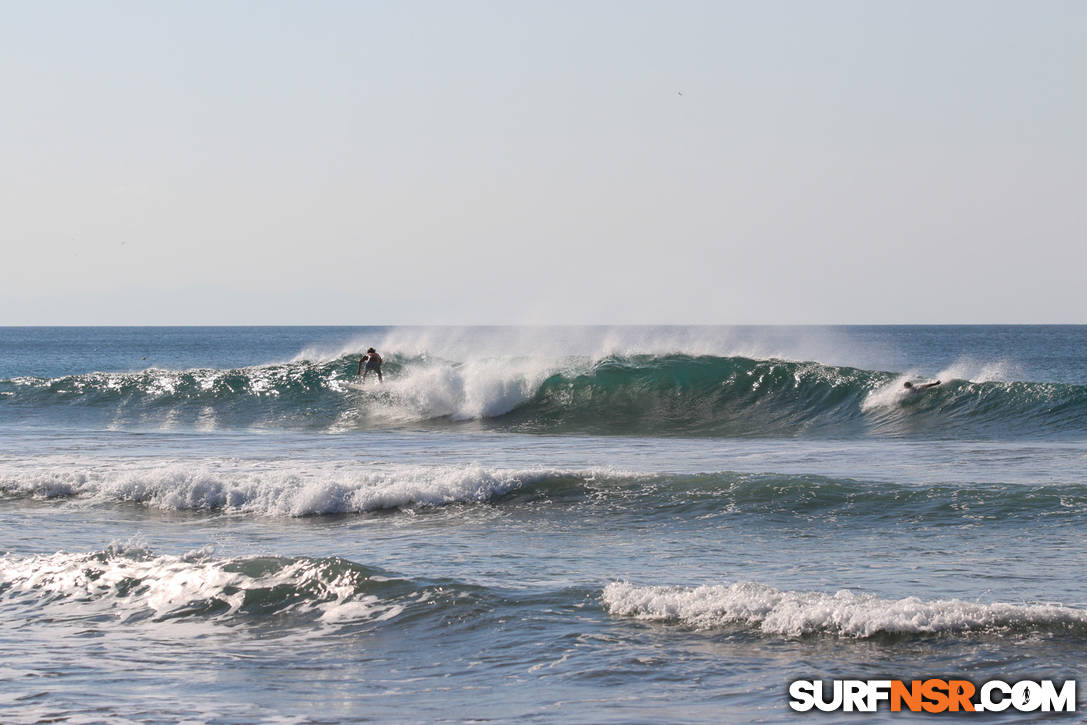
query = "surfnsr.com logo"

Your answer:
(789, 679), (1076, 713)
